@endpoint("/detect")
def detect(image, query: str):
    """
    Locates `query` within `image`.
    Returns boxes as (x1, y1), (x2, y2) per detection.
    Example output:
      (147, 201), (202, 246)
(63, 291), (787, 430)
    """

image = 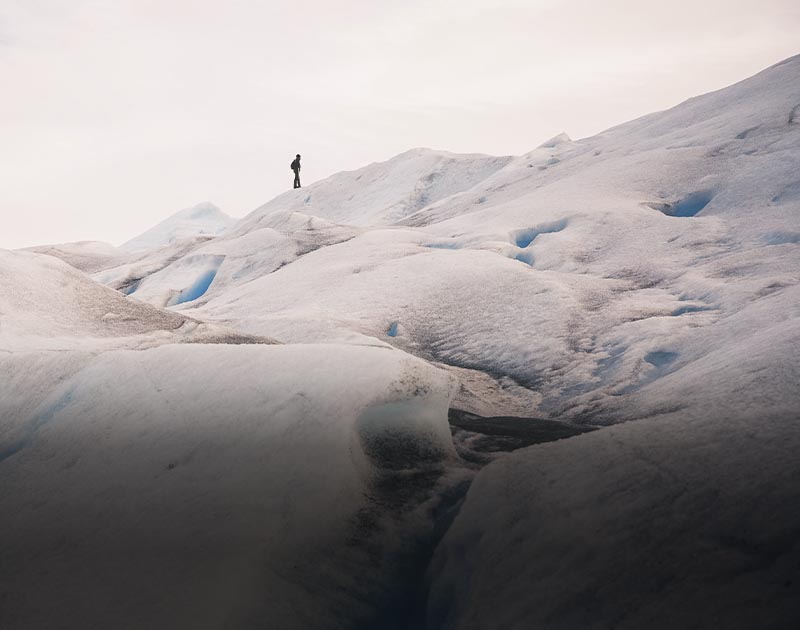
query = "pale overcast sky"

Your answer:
(1, 0), (798, 249)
